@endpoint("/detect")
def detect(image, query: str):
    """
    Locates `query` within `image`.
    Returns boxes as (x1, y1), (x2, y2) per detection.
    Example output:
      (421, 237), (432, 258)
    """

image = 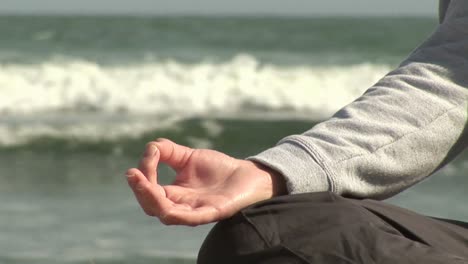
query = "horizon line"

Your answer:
(0, 12), (437, 18)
